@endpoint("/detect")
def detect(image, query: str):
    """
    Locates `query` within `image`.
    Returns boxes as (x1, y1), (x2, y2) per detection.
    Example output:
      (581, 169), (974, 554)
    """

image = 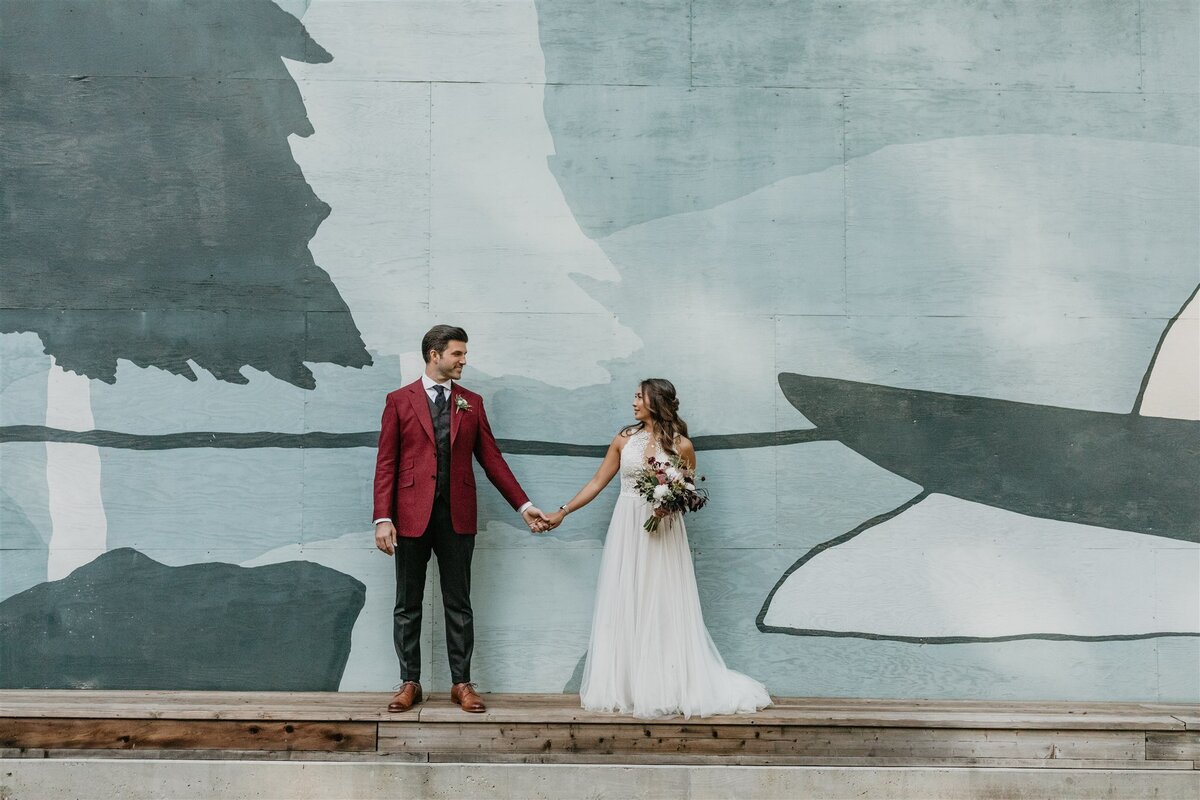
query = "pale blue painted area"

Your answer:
(539, 1), (1196, 237)
(0, 444), (51, 600)
(99, 448), (304, 563)
(776, 313), (1175, 413)
(0, 335), (52, 599)
(0, 333), (50, 427)
(534, 0), (690, 86)
(2, 0), (1197, 701)
(0, 490), (48, 599)
(301, 448), (375, 544)
(689, 0), (1143, 92)
(543, 85), (846, 237)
